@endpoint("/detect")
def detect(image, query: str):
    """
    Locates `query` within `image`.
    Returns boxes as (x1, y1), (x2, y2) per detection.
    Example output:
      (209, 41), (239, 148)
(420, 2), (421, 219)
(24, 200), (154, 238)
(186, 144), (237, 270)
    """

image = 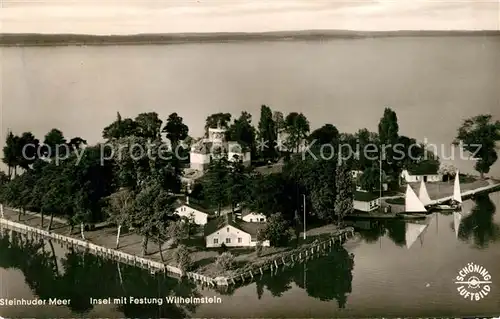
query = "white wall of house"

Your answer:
(242, 213), (267, 223)
(401, 170), (442, 183)
(175, 205), (208, 225)
(190, 152), (210, 165)
(206, 225), (270, 248)
(354, 199), (380, 212)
